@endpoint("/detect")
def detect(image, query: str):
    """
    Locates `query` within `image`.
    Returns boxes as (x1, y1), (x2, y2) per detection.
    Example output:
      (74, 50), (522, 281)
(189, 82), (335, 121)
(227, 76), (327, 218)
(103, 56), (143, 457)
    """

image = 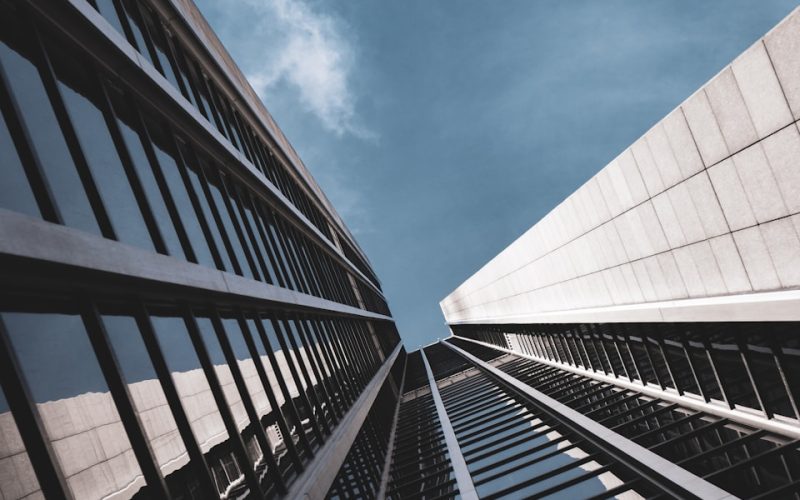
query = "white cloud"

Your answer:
(223, 0), (369, 138)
